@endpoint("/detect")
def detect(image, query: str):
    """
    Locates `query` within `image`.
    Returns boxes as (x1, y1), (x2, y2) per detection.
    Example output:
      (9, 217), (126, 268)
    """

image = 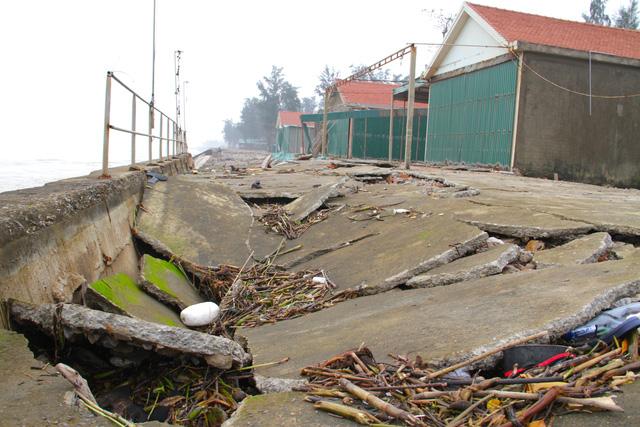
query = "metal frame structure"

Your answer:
(321, 44), (418, 169)
(101, 71), (187, 178)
